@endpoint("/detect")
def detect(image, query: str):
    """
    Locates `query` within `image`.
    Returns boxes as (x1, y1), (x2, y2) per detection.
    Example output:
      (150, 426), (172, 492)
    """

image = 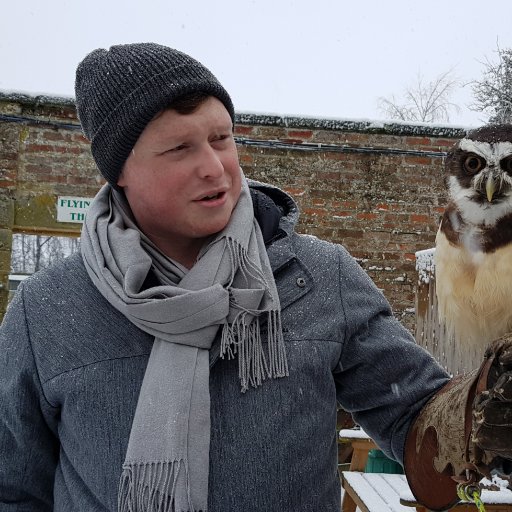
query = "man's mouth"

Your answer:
(197, 191), (225, 202)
